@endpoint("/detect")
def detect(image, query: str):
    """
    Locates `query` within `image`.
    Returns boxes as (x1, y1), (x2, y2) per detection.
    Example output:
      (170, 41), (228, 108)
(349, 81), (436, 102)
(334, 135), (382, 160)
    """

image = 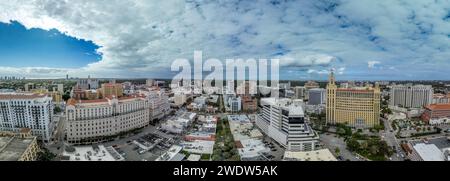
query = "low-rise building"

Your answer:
(161, 112), (197, 134)
(421, 104), (450, 125)
(411, 143), (445, 161)
(283, 149), (337, 161)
